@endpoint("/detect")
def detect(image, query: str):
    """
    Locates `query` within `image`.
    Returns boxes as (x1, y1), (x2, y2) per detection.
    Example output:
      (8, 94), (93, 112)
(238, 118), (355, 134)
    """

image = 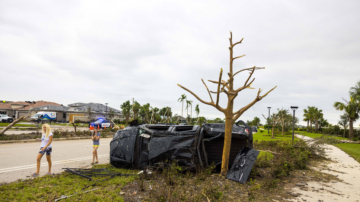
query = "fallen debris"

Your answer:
(54, 188), (98, 201)
(62, 168), (136, 181)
